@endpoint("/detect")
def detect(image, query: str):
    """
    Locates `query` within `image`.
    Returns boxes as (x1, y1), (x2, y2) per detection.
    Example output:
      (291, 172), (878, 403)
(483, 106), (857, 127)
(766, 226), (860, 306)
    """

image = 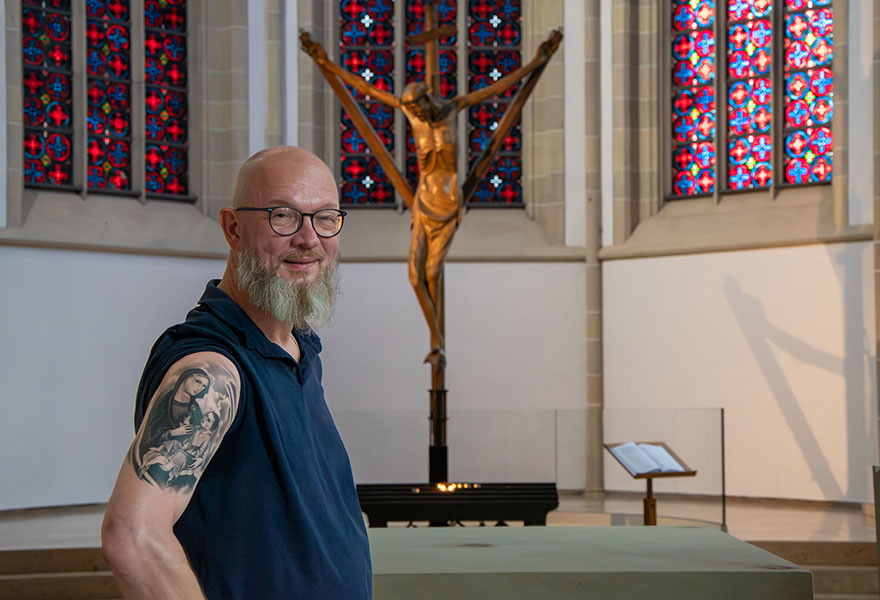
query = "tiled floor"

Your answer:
(0, 492), (874, 552)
